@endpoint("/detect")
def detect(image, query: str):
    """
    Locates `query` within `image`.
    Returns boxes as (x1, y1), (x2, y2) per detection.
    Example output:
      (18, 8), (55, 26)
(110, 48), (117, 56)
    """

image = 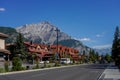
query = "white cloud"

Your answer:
(96, 34), (102, 37)
(92, 44), (112, 49)
(96, 32), (105, 38)
(74, 37), (91, 42)
(80, 38), (91, 42)
(0, 8), (6, 12)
